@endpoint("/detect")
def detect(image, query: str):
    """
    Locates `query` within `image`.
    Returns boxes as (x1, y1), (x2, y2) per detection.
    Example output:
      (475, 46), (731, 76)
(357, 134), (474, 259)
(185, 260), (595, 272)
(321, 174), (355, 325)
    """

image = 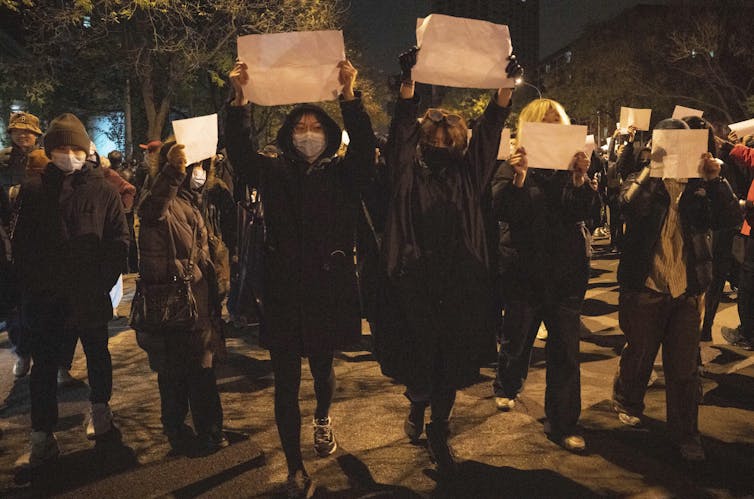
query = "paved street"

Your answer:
(1, 244), (753, 498)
